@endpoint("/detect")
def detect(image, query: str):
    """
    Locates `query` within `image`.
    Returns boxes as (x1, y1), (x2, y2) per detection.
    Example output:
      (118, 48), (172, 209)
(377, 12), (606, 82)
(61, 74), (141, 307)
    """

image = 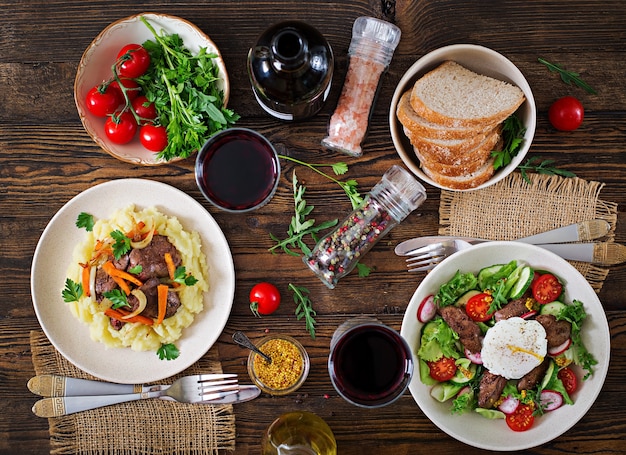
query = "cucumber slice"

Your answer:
(502, 263), (525, 296)
(475, 408), (506, 420)
(540, 301), (567, 317)
(455, 289), (481, 307)
(450, 358), (477, 385)
(430, 382), (464, 402)
(477, 264), (505, 289)
(540, 359), (556, 390)
(508, 266), (534, 299)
